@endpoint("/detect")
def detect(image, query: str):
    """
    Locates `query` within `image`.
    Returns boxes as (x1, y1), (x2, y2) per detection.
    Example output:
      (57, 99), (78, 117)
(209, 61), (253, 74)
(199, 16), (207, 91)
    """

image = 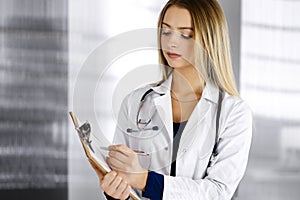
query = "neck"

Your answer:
(171, 66), (204, 100)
